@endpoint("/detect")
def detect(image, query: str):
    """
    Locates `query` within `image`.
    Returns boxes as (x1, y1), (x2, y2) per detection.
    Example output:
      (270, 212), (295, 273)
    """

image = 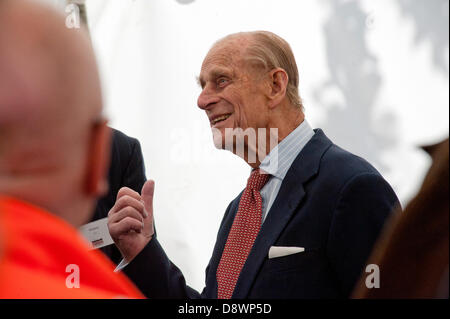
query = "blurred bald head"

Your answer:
(0, 0), (110, 227)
